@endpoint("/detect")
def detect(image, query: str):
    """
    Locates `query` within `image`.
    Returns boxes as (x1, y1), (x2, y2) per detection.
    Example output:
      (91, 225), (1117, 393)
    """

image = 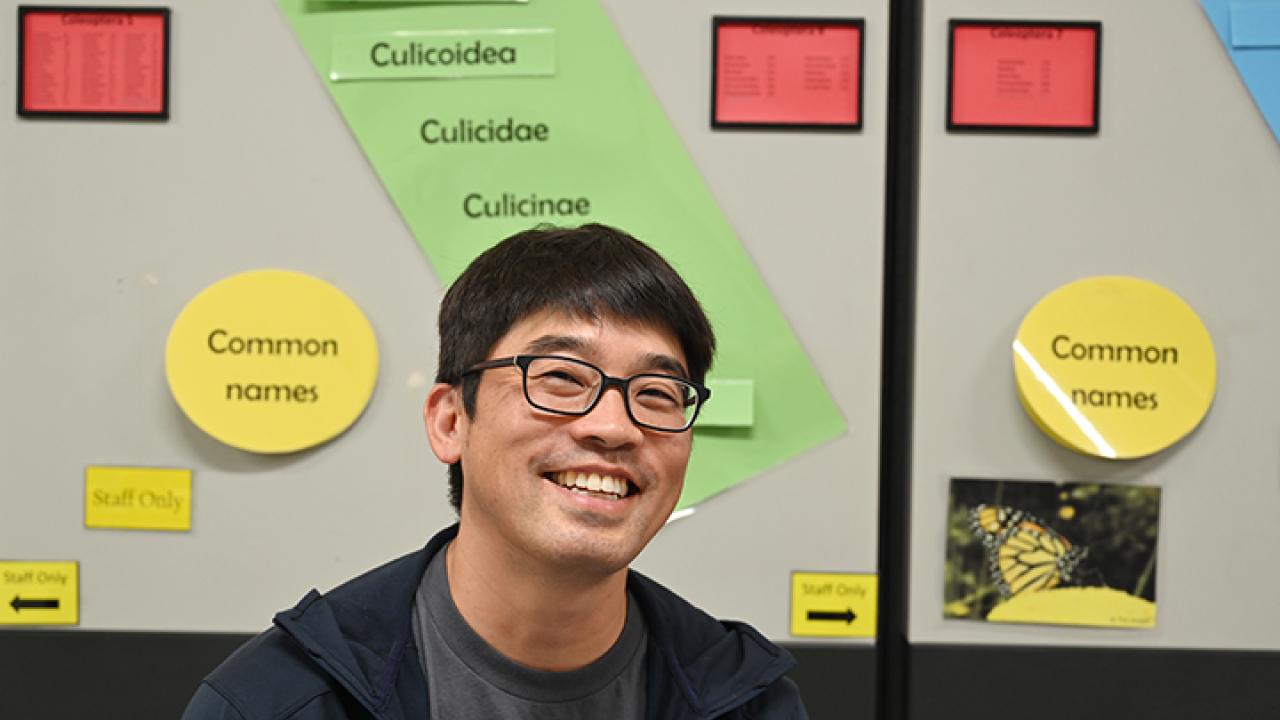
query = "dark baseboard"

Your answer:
(3, 631), (1276, 719)
(0, 629), (253, 719)
(908, 643), (1280, 719)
